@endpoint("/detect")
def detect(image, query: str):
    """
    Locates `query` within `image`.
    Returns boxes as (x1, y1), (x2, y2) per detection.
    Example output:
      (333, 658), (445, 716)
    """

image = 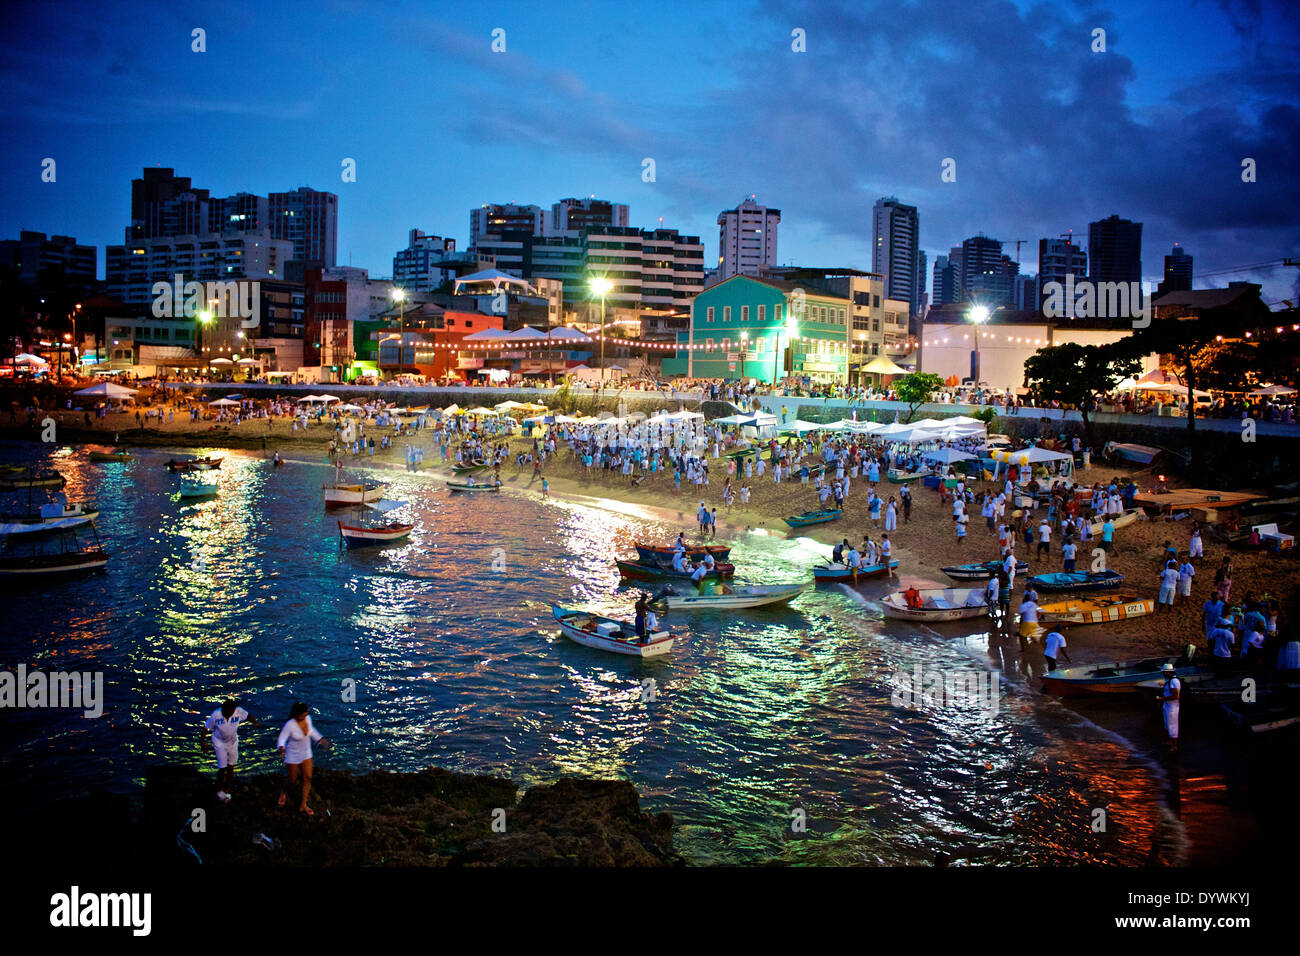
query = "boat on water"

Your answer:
(0, 502), (99, 534)
(650, 582), (803, 610)
(179, 482), (219, 500)
(0, 472), (65, 490)
(551, 604), (676, 658)
(1135, 672), (1300, 704)
(1041, 648), (1203, 696)
(451, 461), (488, 475)
(0, 522), (109, 580)
(784, 508), (843, 529)
(942, 559), (1027, 581)
(880, 587), (990, 622)
(447, 480), (501, 492)
(1027, 569), (1125, 593)
(1085, 508), (1142, 537)
(88, 450), (131, 463)
(1221, 697), (1300, 733)
(616, 558), (734, 582)
(337, 519), (415, 548)
(324, 483), (384, 507)
(634, 542), (731, 563)
(812, 559), (898, 582)
(166, 456), (223, 472)
(1036, 593), (1154, 627)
